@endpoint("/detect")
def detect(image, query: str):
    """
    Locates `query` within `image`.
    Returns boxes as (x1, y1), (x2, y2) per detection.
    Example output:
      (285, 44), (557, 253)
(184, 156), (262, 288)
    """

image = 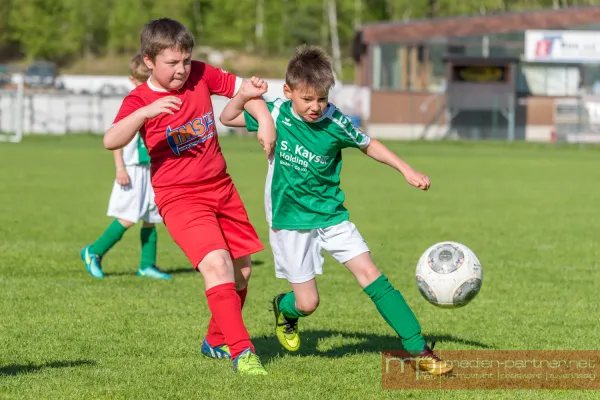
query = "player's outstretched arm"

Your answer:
(221, 77), (271, 127)
(104, 96), (181, 150)
(221, 77), (275, 157)
(245, 98), (275, 158)
(361, 139), (431, 190)
(220, 90), (248, 127)
(104, 110), (147, 150)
